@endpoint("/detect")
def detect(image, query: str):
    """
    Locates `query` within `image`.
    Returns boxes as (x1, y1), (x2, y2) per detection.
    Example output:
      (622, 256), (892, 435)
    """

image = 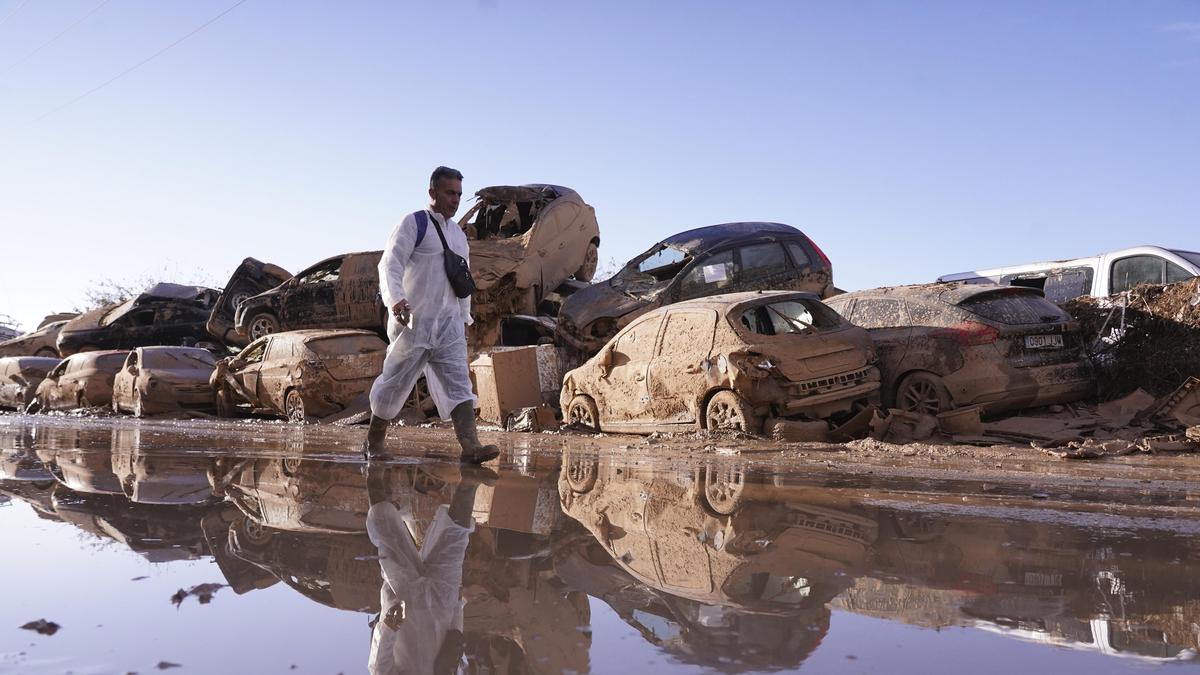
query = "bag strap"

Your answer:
(413, 210), (428, 246)
(428, 211), (453, 252)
